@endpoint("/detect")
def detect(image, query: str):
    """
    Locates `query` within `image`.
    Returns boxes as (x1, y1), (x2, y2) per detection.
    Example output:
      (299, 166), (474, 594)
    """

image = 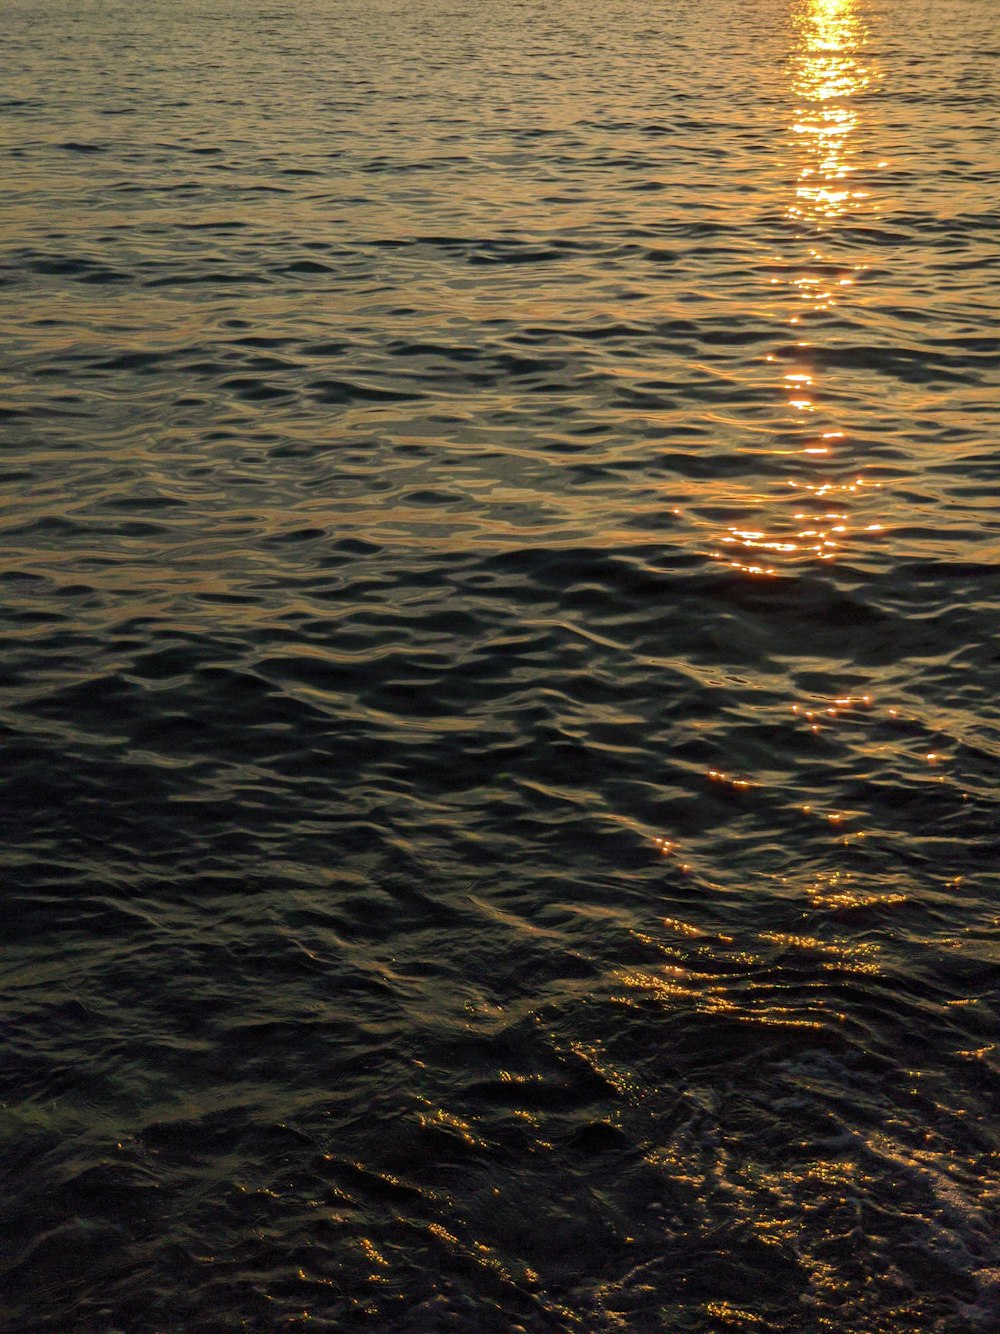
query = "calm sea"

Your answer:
(2, 0), (998, 1328)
